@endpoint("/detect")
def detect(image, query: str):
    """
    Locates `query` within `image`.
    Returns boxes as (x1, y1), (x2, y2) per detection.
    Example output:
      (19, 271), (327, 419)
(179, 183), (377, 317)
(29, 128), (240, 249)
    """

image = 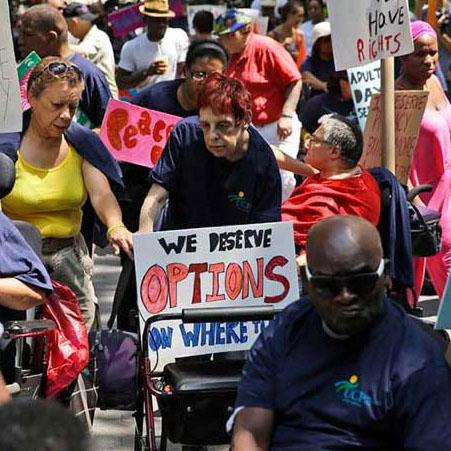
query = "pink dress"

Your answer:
(409, 100), (451, 300)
